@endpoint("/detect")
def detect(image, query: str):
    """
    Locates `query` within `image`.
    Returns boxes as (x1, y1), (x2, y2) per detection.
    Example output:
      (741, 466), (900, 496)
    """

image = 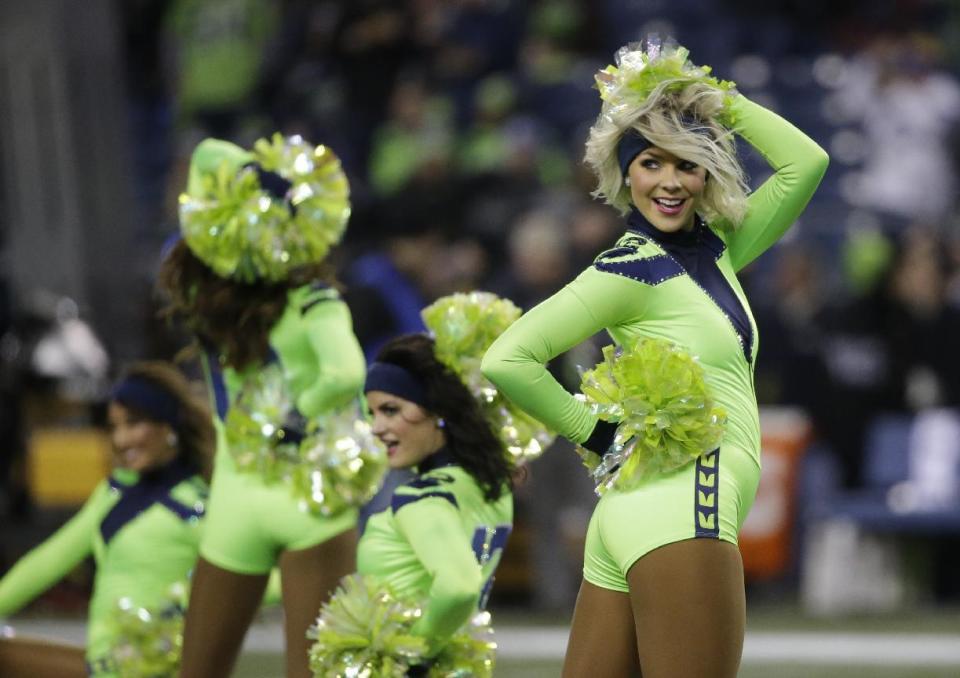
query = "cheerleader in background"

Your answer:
(0, 362), (213, 678)
(159, 135), (374, 678)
